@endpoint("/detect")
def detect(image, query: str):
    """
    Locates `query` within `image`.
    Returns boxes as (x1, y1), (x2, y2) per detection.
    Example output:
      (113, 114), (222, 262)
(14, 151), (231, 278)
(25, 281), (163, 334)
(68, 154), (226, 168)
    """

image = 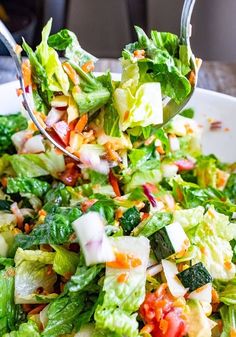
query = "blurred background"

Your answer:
(0, 0), (236, 61)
